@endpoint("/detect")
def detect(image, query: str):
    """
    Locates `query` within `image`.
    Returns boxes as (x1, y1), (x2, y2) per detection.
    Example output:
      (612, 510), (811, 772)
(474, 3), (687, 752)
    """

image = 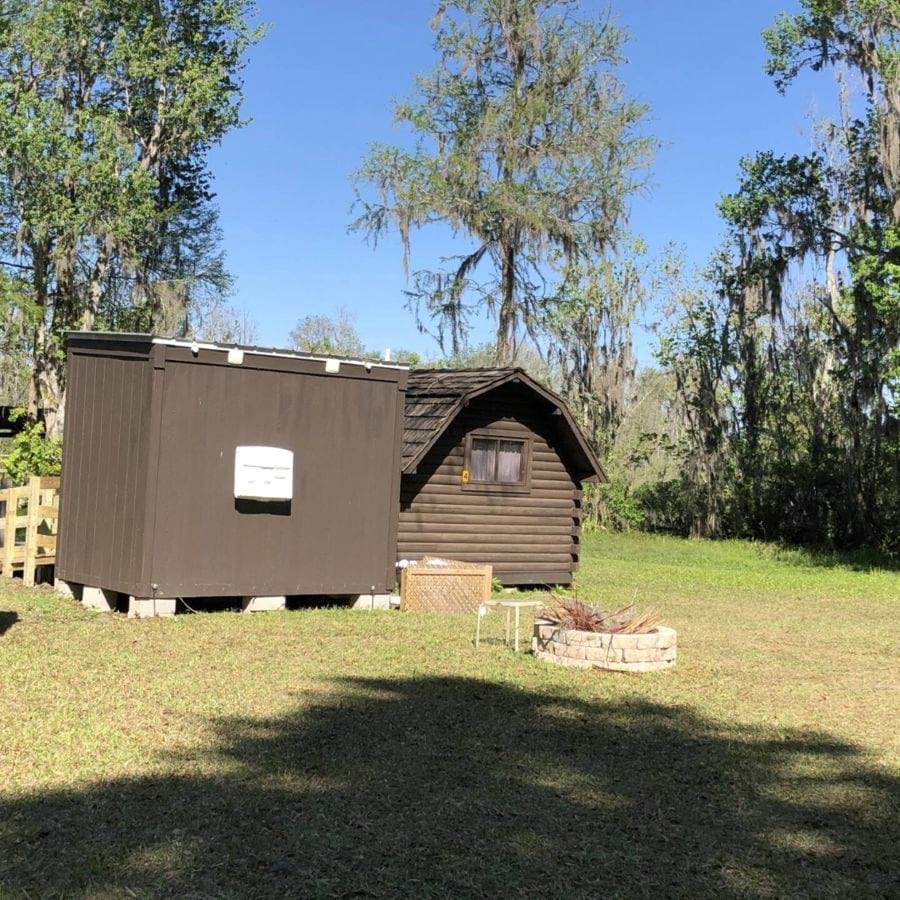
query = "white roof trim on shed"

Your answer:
(151, 336), (409, 371)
